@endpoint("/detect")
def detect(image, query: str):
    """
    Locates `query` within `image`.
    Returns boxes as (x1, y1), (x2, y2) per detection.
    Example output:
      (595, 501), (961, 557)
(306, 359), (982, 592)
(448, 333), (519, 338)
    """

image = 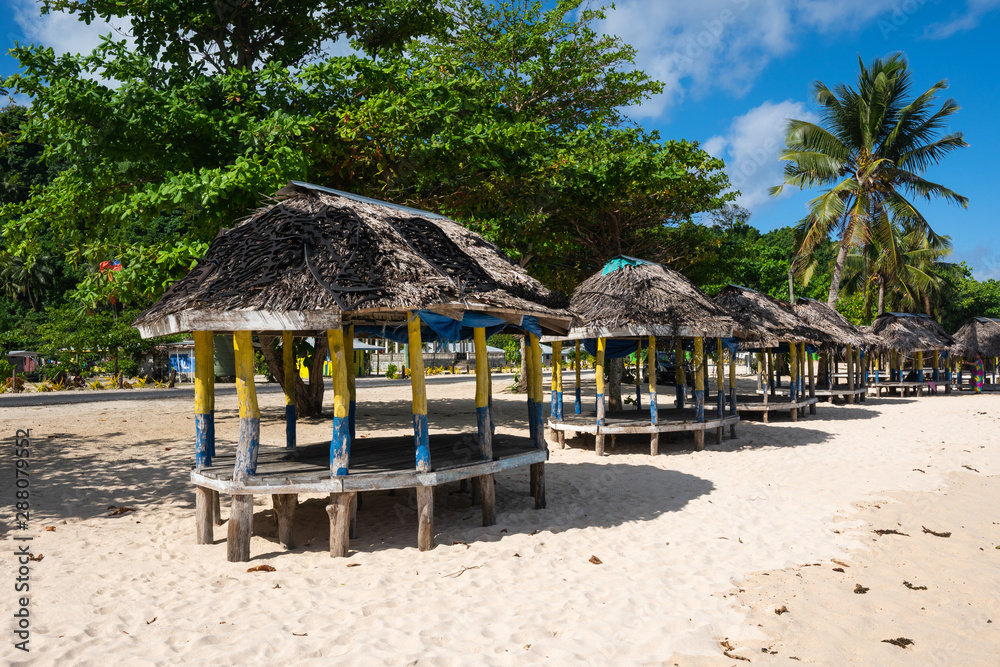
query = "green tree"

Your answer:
(772, 53), (968, 308)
